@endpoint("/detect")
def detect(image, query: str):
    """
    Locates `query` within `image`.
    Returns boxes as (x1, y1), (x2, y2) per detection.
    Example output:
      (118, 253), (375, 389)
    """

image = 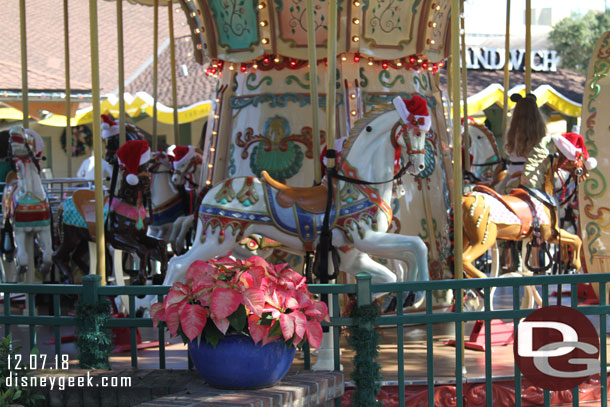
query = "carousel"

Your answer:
(1, 0), (610, 406)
